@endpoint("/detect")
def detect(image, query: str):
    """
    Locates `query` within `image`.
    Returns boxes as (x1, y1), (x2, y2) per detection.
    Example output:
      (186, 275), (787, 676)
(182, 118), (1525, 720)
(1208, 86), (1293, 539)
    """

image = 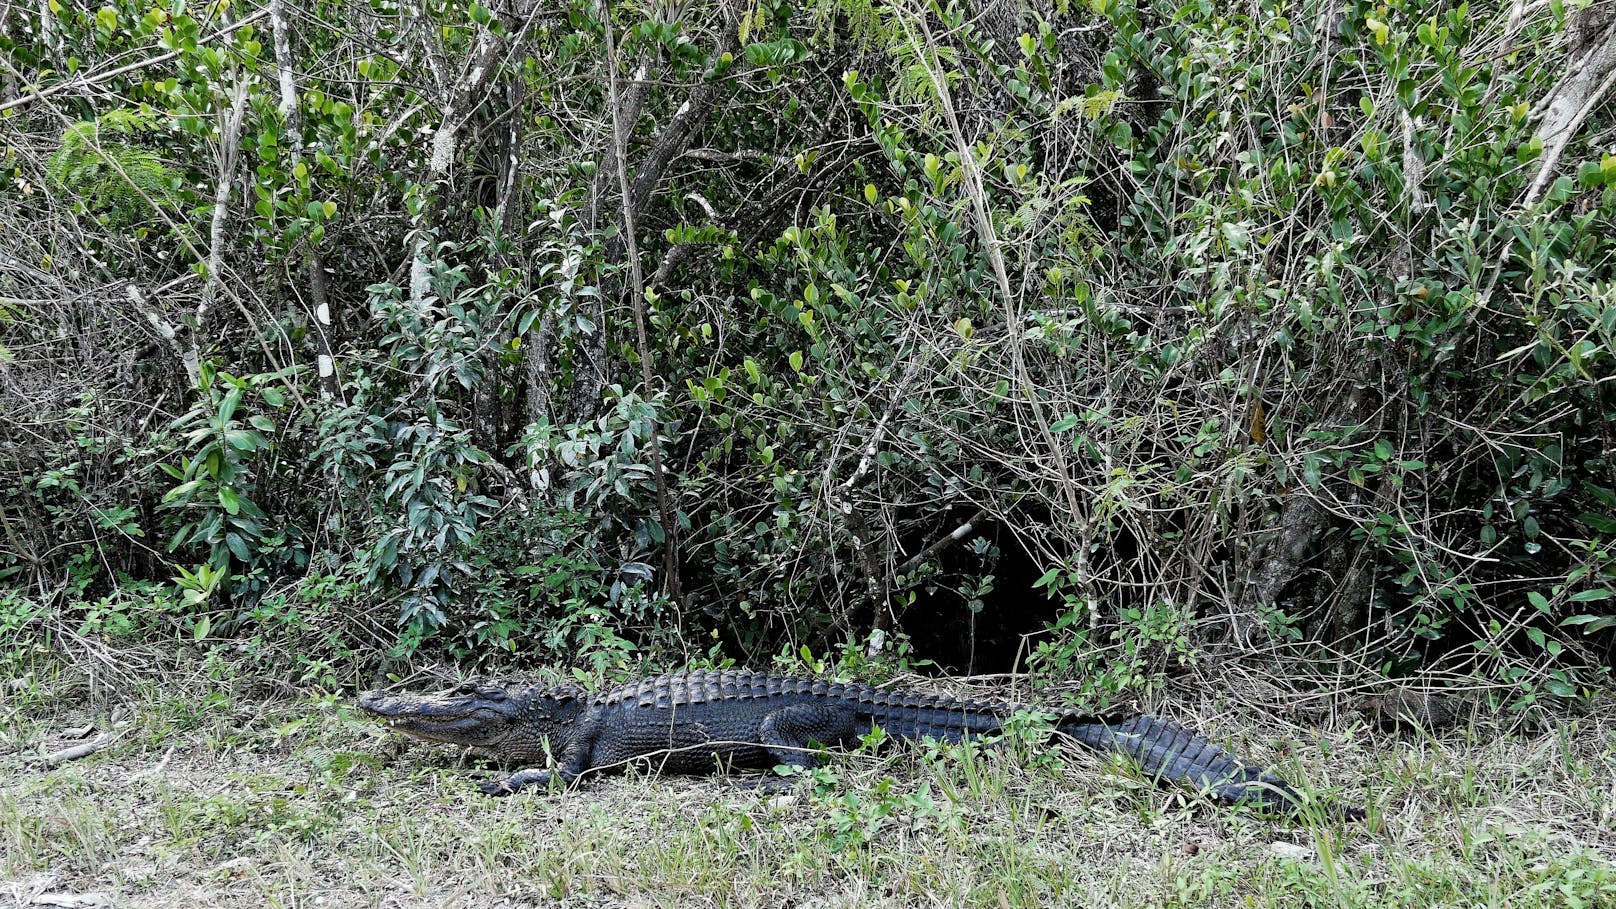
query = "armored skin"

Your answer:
(359, 670), (1360, 818)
